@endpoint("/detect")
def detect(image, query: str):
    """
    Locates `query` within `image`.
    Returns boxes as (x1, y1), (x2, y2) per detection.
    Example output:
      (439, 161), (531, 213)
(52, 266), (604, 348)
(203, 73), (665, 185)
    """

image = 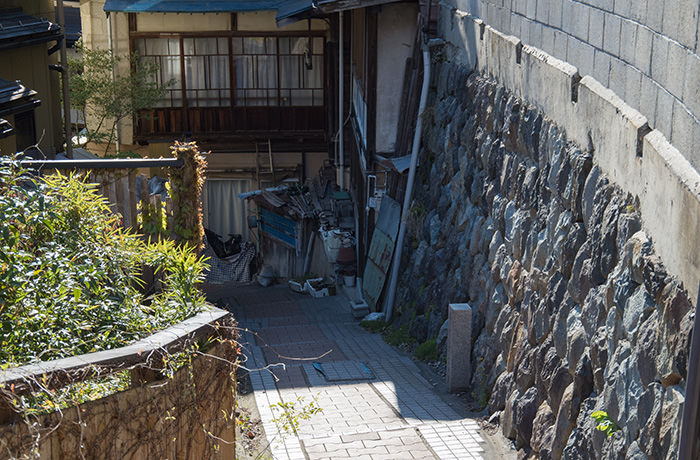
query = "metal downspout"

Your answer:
(338, 11), (344, 190)
(106, 12), (120, 154)
(384, 41), (430, 322)
(57, 0), (72, 158)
